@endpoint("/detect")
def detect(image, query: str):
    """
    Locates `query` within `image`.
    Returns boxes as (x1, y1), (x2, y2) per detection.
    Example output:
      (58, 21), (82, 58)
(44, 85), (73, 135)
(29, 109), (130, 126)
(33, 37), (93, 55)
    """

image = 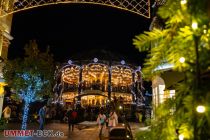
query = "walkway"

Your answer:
(0, 121), (143, 140)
